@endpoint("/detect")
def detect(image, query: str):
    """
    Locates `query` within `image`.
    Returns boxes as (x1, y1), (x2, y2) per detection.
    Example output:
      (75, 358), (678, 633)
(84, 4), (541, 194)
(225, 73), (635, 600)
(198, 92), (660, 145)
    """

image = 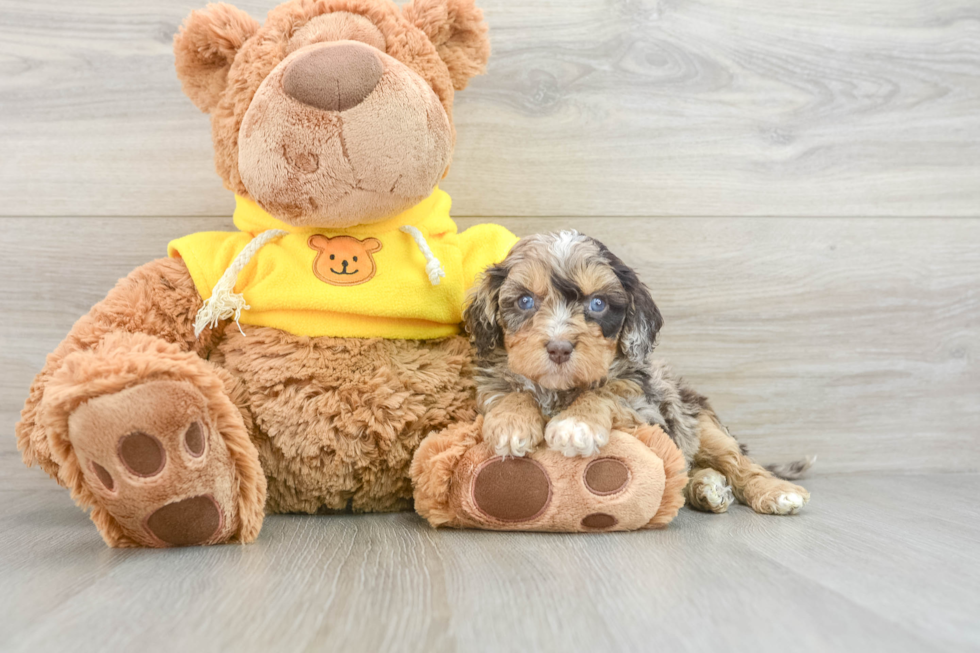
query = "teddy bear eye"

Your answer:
(330, 254), (335, 260)
(518, 295), (535, 311)
(353, 256), (358, 262)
